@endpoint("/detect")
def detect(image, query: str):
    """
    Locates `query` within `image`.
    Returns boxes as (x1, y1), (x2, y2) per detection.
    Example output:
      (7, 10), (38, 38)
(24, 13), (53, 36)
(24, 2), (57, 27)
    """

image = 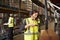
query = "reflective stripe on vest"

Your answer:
(24, 18), (38, 34)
